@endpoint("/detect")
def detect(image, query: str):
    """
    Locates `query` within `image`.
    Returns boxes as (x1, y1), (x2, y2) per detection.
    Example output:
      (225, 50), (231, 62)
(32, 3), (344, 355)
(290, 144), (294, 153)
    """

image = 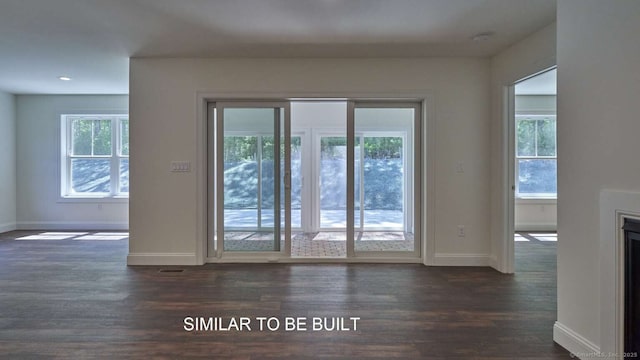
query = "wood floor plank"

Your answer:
(0, 231), (572, 359)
